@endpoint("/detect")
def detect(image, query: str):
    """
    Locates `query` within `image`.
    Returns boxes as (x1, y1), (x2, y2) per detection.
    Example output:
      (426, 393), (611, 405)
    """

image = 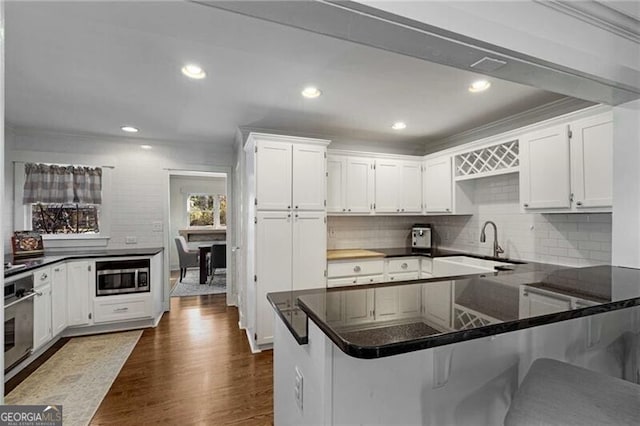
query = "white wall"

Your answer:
(169, 174), (226, 270)
(4, 128), (234, 254)
(328, 174), (612, 267)
(612, 99), (640, 268)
